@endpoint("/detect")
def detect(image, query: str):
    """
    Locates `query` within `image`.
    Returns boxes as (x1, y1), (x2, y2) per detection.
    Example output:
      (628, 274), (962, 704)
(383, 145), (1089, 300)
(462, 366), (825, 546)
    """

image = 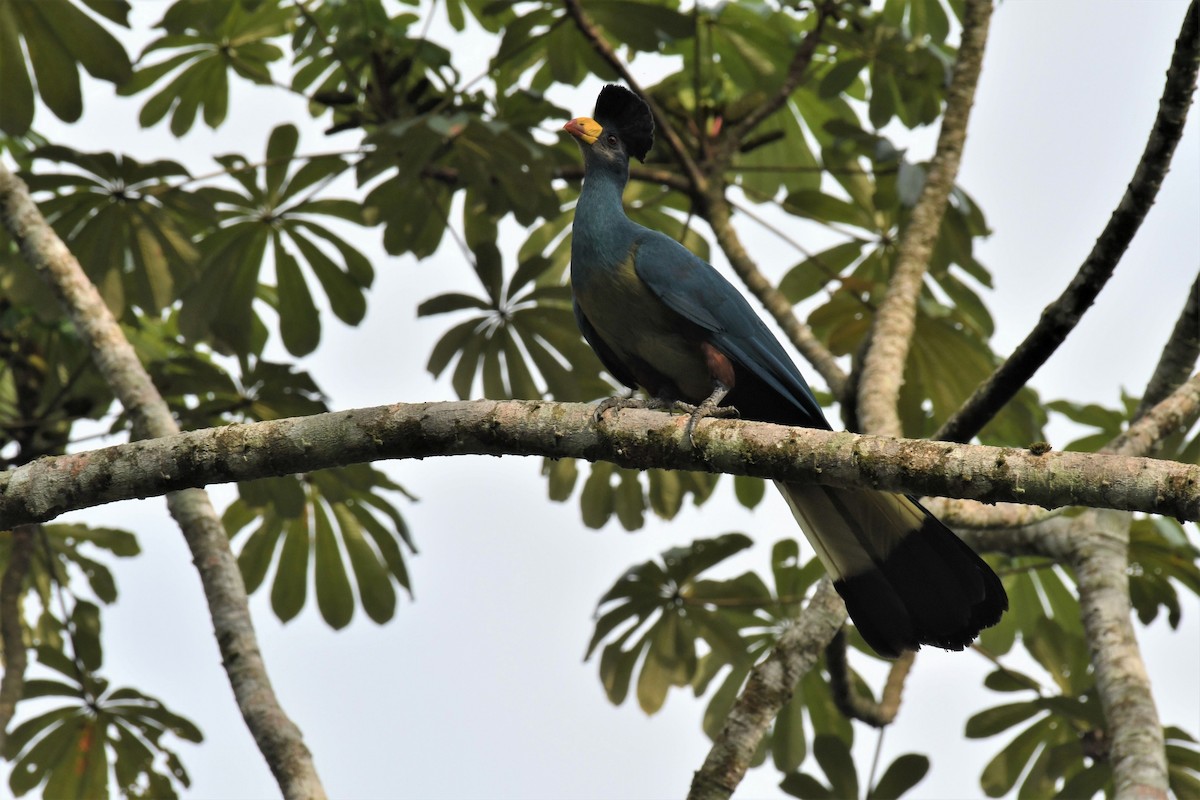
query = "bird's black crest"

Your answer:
(593, 84), (654, 162)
